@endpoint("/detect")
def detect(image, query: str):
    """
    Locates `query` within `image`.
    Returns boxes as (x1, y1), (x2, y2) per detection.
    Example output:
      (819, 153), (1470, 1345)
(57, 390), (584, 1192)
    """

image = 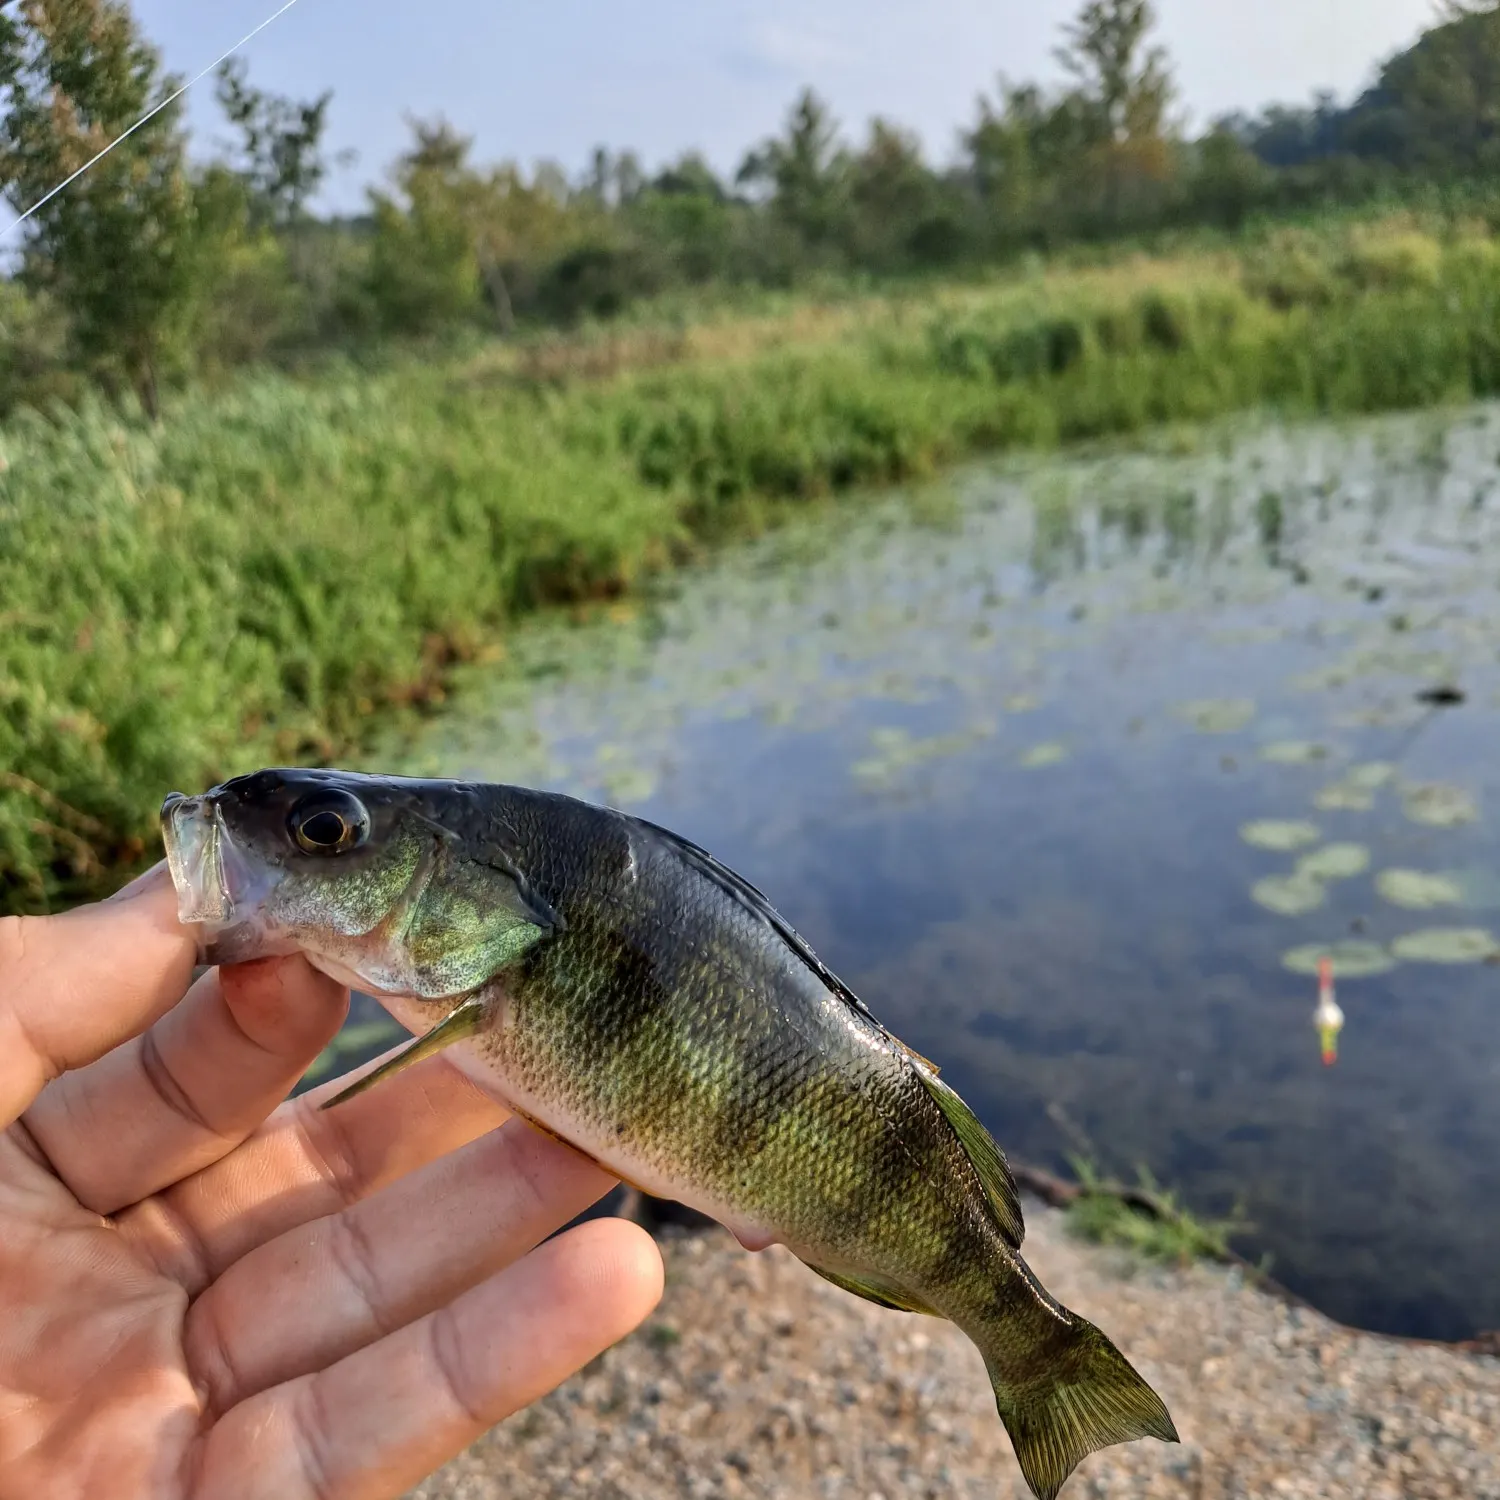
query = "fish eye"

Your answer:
(288, 789), (370, 856)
